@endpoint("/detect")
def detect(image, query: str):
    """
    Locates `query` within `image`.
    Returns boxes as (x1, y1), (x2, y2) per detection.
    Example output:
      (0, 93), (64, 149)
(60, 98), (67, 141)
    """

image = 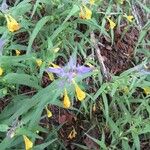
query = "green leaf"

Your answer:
(11, 0), (32, 16)
(0, 55), (33, 64)
(31, 0), (41, 18)
(33, 139), (57, 150)
(3, 73), (41, 89)
(137, 1), (150, 13)
(0, 88), (7, 99)
(102, 93), (109, 122)
(0, 138), (14, 150)
(27, 16), (51, 53)
(0, 124), (9, 132)
(132, 131), (140, 150)
(85, 134), (107, 149)
(63, 4), (79, 23)
(50, 4), (79, 41)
